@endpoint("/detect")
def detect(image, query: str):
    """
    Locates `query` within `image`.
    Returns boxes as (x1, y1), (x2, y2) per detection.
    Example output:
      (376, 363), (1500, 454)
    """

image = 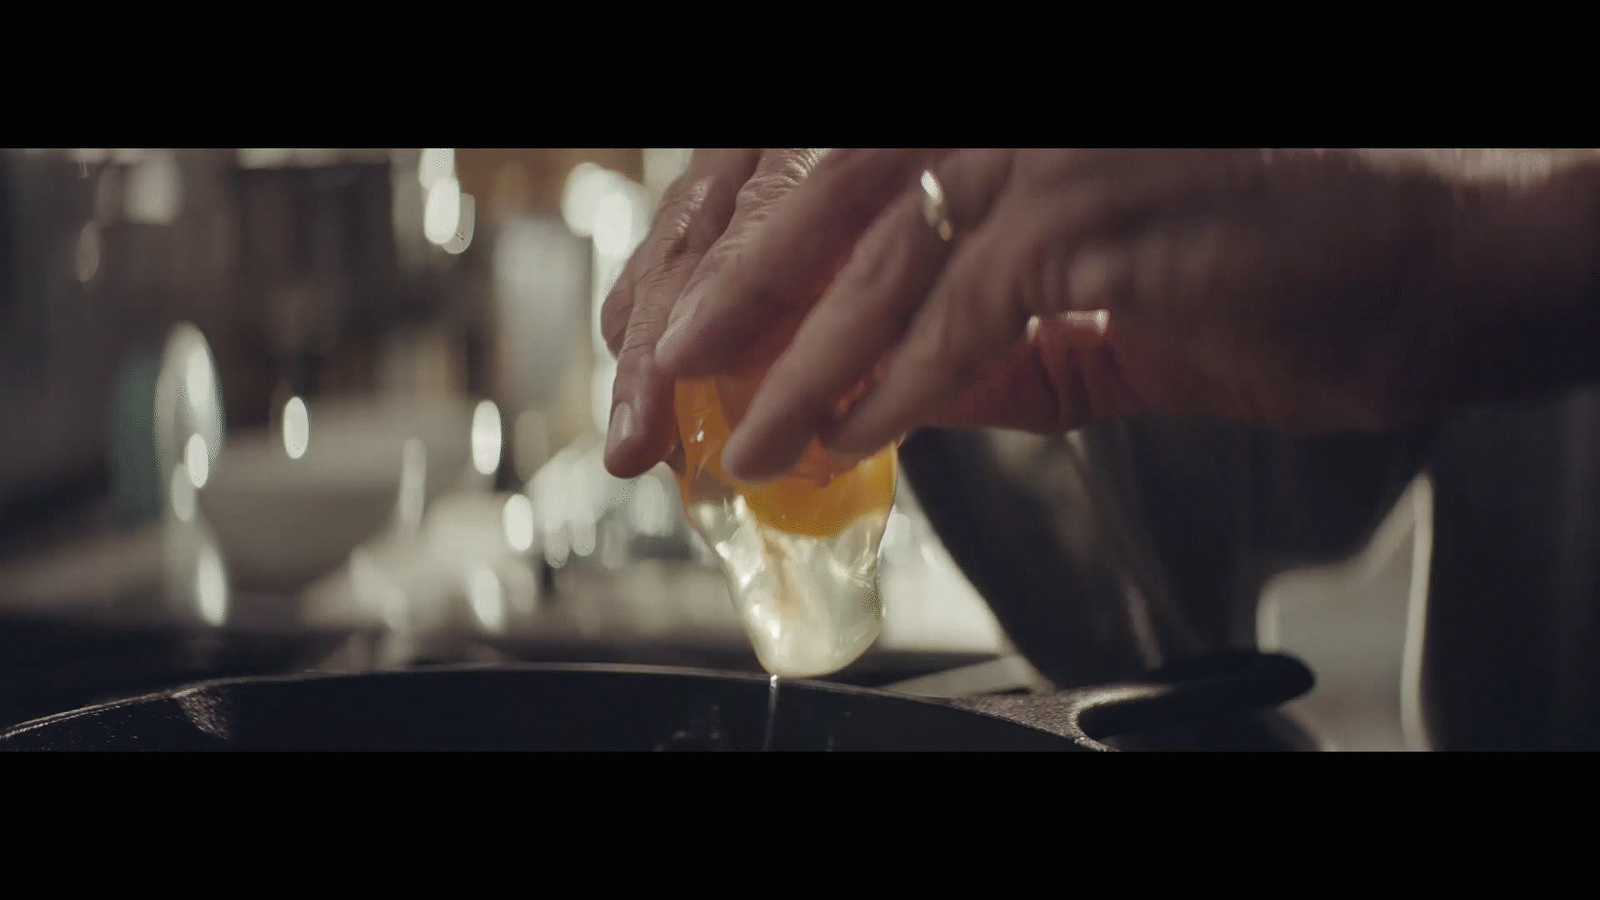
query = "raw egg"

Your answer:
(674, 376), (896, 678)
